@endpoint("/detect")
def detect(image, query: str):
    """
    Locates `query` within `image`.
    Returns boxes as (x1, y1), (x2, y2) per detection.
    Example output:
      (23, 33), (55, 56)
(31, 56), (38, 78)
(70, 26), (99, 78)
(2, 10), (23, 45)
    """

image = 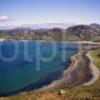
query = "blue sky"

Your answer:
(0, 0), (100, 25)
